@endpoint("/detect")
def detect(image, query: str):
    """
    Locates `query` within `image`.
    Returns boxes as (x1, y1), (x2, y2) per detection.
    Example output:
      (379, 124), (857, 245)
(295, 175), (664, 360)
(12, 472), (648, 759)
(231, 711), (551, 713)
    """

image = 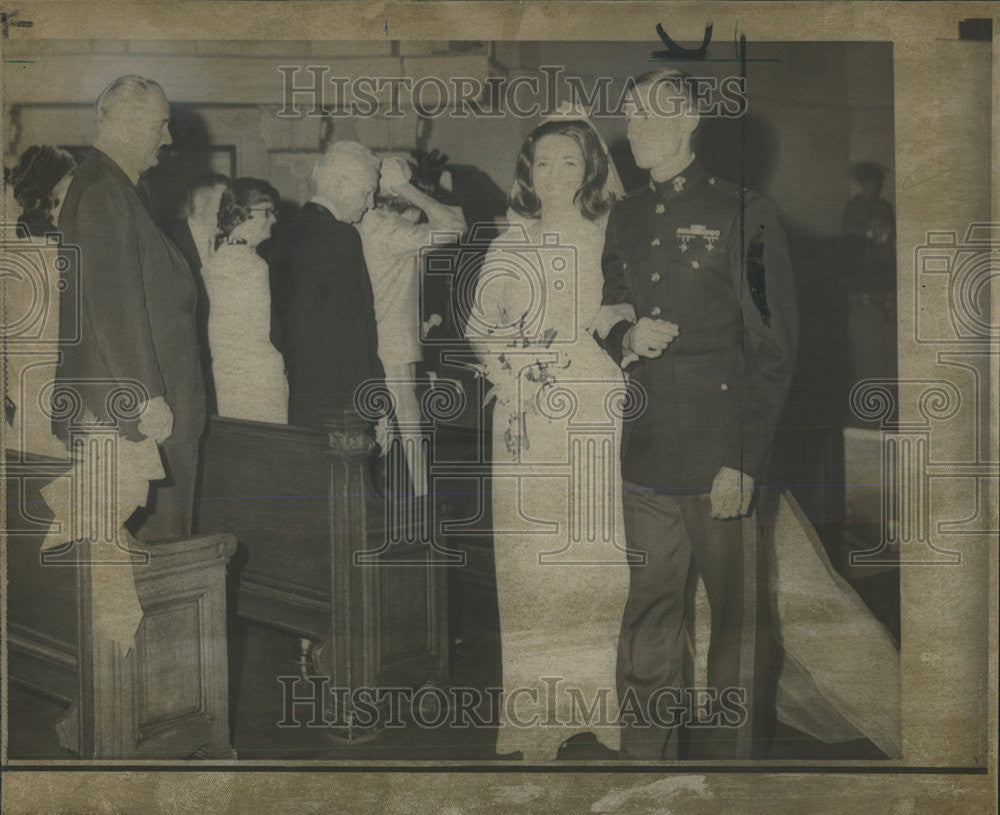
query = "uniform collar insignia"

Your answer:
(648, 160), (708, 200)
